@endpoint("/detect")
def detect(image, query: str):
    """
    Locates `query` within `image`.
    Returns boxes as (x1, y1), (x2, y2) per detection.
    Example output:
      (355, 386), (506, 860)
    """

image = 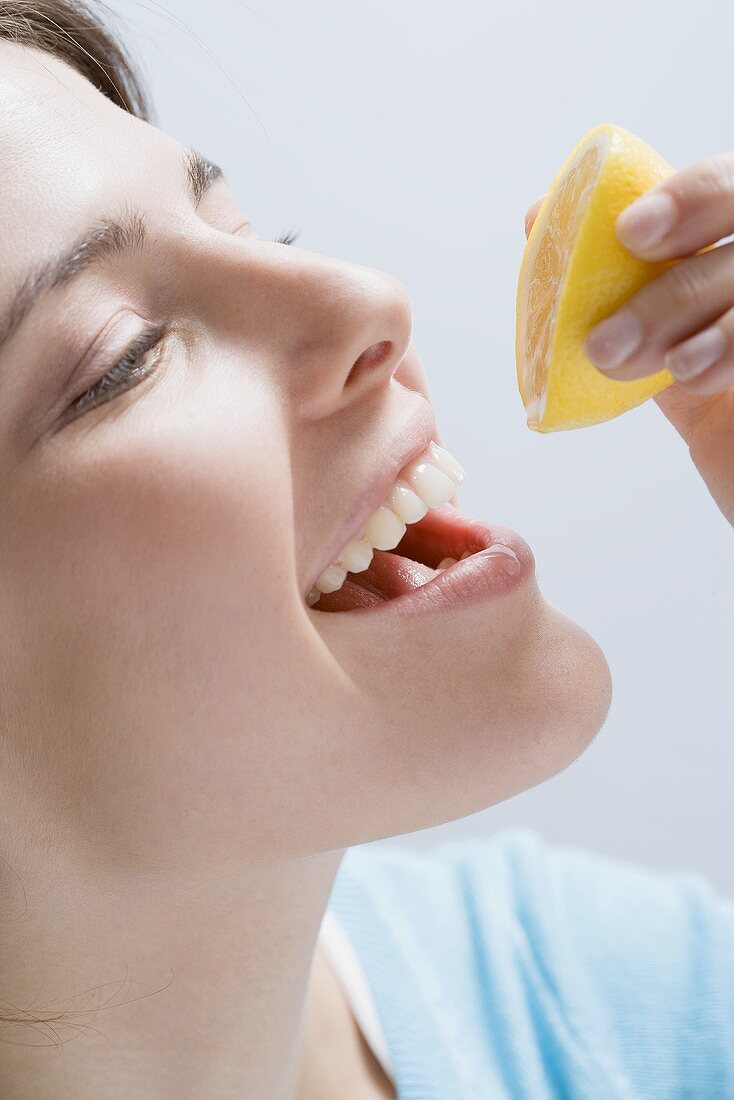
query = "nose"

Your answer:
(193, 233), (414, 421)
